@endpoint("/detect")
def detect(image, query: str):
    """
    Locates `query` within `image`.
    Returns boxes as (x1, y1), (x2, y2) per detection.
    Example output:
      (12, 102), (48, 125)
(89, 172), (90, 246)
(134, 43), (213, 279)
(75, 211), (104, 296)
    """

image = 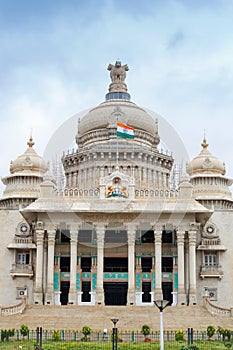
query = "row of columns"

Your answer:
(34, 224), (198, 306)
(66, 166), (170, 189)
